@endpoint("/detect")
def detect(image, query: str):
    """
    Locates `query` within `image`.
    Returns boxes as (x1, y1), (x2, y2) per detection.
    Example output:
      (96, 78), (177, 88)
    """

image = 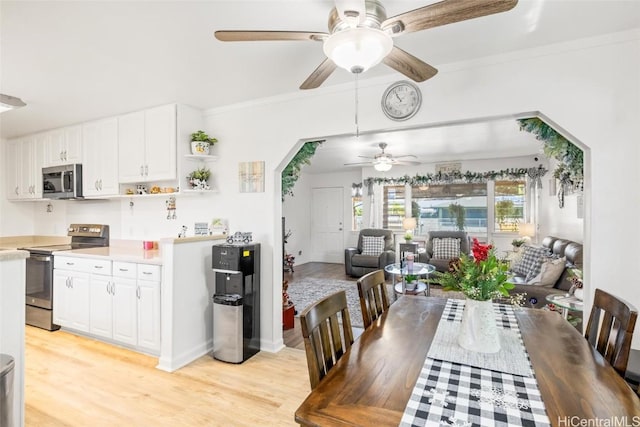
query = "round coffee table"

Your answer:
(384, 262), (436, 296)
